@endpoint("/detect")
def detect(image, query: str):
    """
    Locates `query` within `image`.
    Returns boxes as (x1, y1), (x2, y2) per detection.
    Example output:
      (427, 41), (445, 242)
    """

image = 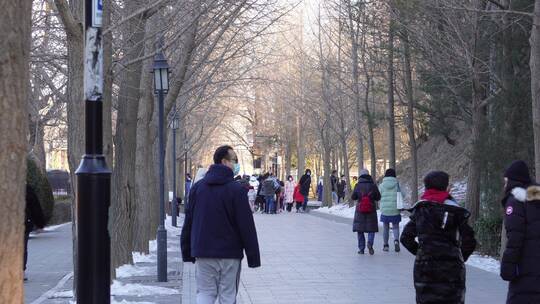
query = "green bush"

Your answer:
(27, 158), (55, 224)
(474, 215), (502, 257)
